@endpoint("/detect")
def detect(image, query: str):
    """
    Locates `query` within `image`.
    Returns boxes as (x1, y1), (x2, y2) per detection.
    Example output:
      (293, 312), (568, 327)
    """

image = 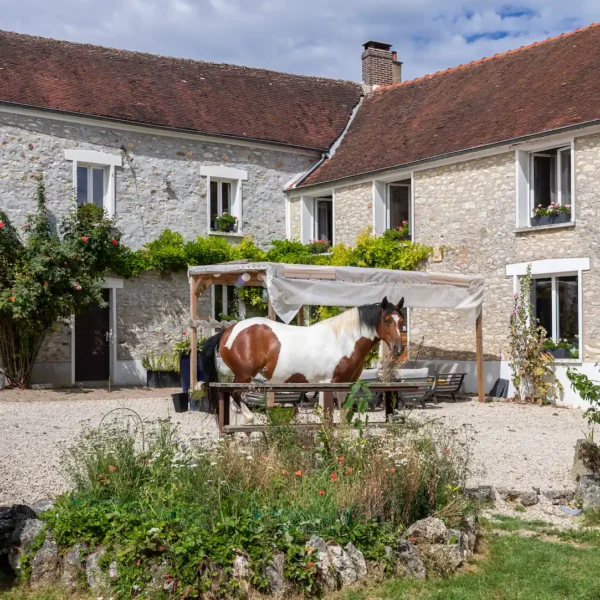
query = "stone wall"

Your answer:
(411, 138), (600, 362)
(0, 111), (316, 249)
(117, 272), (211, 361)
(289, 197), (301, 241)
(333, 182), (372, 245)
